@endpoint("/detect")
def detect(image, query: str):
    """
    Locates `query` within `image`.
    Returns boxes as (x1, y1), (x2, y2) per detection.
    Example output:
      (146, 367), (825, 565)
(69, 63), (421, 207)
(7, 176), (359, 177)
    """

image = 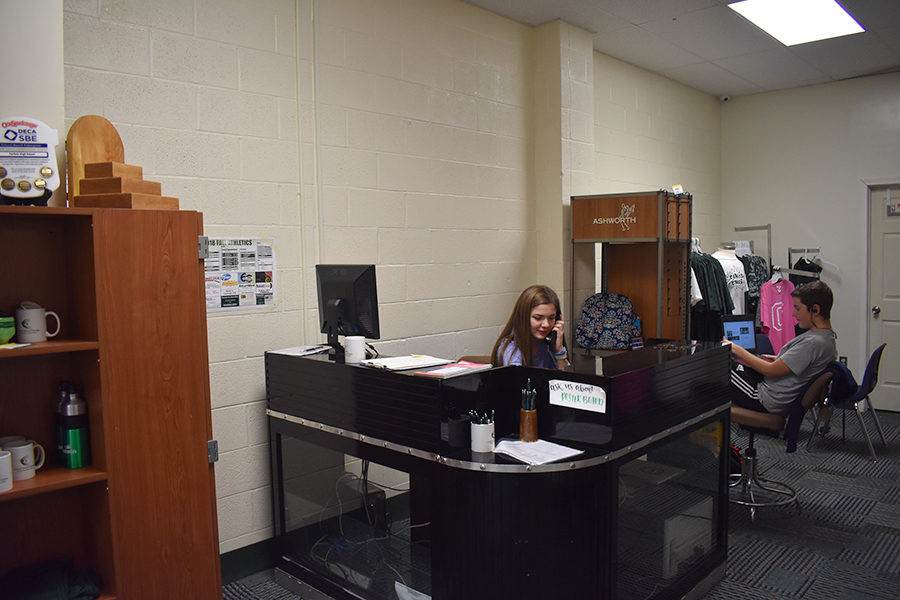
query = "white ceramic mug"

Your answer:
(344, 336), (366, 364)
(0, 451), (12, 492)
(0, 435), (26, 449)
(15, 301), (61, 343)
(470, 422), (495, 453)
(7, 439), (45, 481)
